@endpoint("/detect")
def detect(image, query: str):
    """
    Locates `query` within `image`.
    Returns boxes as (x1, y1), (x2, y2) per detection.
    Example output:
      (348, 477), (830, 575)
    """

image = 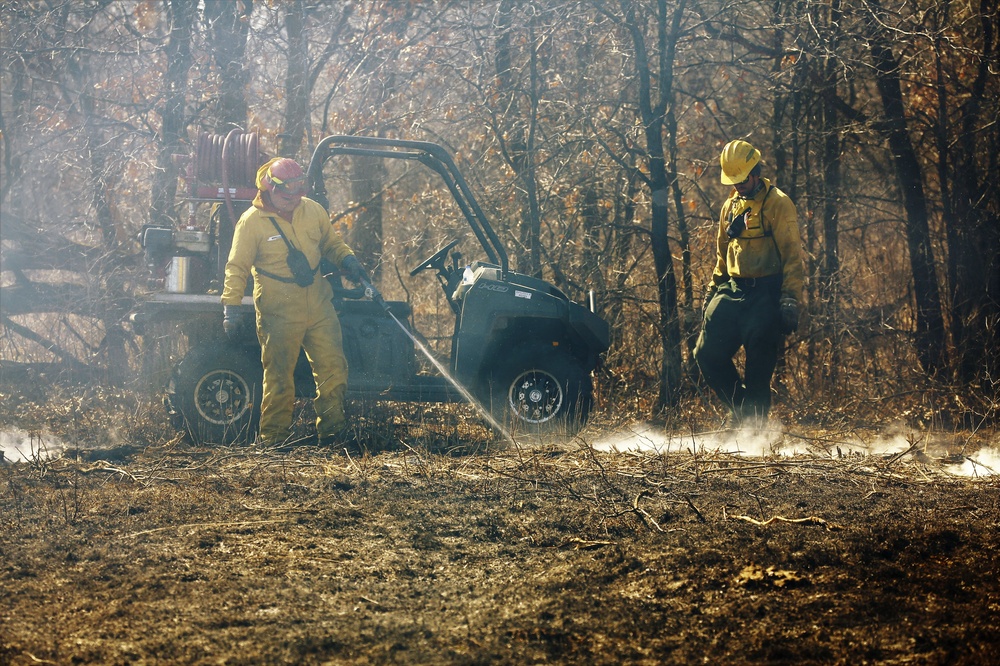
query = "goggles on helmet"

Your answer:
(270, 173), (306, 195)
